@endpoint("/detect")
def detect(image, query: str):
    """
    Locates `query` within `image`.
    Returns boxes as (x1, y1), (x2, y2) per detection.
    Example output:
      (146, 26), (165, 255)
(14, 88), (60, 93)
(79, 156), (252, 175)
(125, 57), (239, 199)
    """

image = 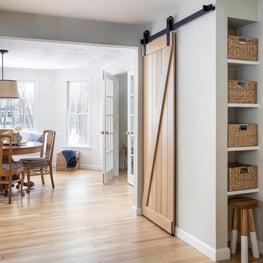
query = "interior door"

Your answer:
(142, 33), (176, 234)
(127, 70), (135, 186)
(102, 71), (118, 183)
